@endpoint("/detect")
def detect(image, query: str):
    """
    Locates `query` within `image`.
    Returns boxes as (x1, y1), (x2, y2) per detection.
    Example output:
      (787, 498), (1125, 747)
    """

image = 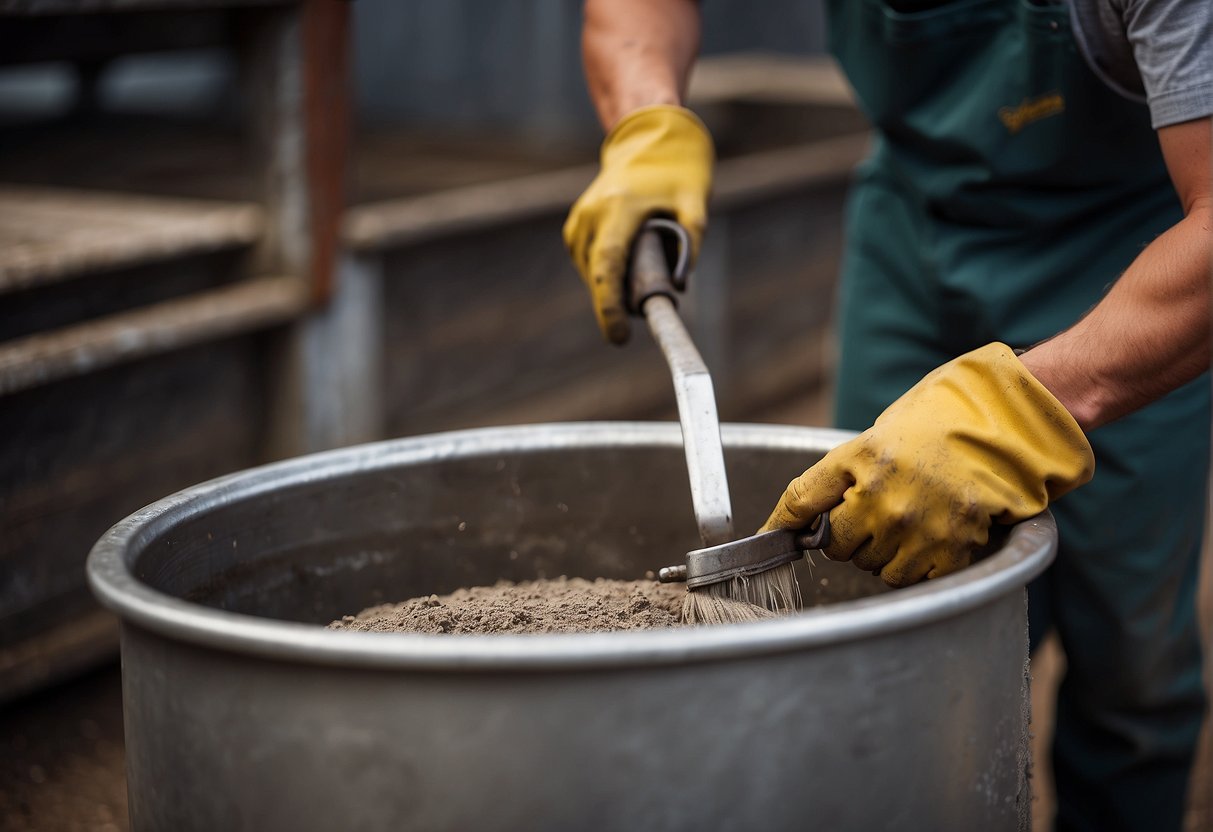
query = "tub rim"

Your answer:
(87, 421), (1054, 671)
